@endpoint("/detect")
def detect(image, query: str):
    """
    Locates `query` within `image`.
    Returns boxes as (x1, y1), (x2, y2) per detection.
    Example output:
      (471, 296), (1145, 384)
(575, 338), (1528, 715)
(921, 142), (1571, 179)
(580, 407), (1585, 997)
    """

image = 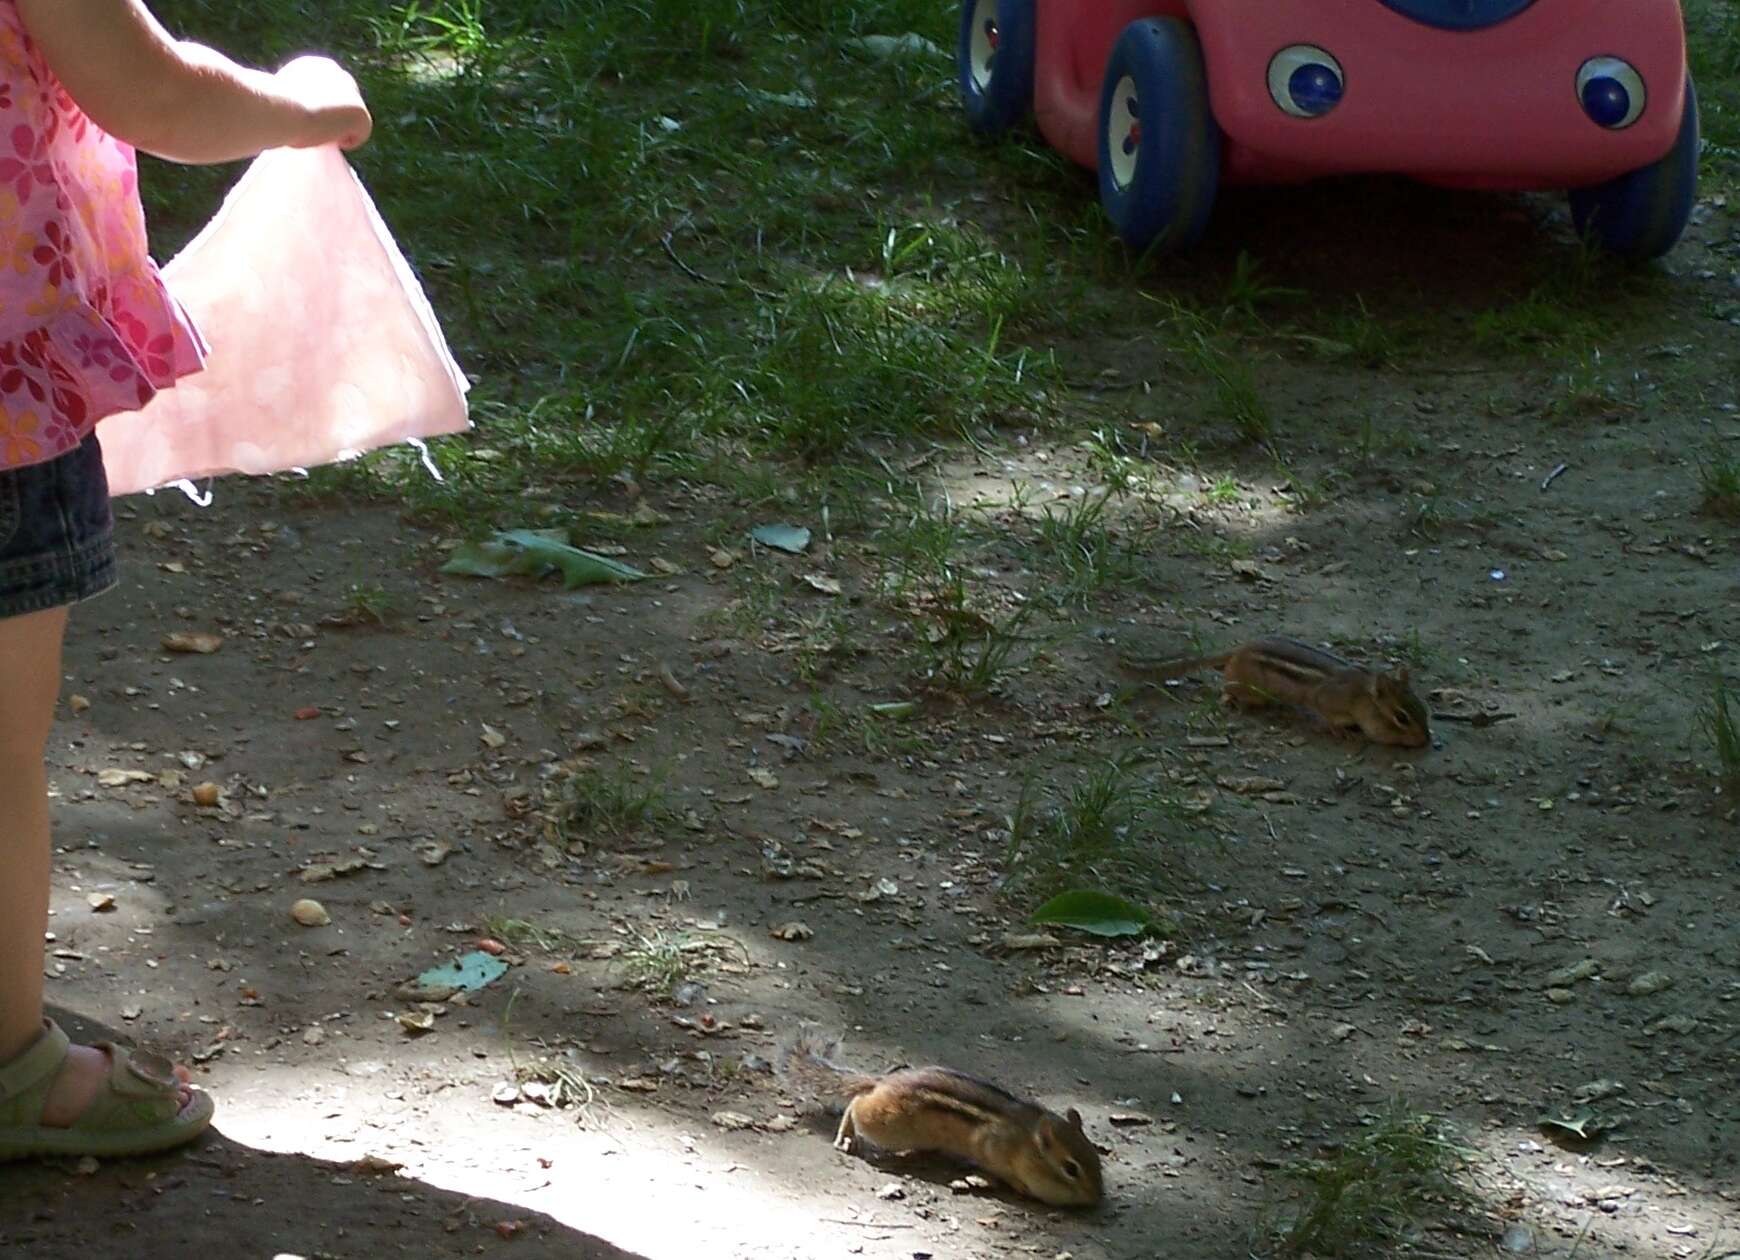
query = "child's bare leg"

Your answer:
(0, 607), (190, 1122)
